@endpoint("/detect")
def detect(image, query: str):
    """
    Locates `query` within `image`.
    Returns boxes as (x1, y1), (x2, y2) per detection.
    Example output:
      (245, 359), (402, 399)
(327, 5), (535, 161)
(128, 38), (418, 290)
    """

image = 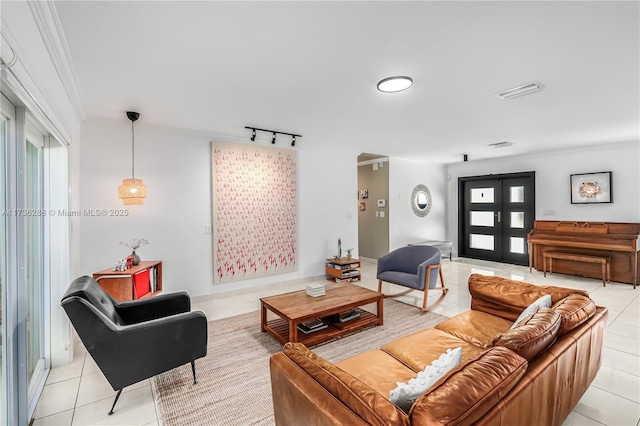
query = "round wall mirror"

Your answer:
(411, 184), (432, 217)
